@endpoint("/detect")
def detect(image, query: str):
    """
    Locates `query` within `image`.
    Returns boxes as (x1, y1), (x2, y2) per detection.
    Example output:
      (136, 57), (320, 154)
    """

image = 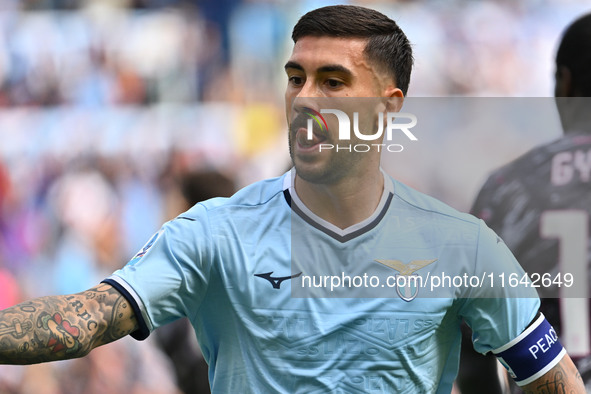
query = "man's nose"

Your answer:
(291, 96), (321, 119)
(293, 82), (323, 115)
